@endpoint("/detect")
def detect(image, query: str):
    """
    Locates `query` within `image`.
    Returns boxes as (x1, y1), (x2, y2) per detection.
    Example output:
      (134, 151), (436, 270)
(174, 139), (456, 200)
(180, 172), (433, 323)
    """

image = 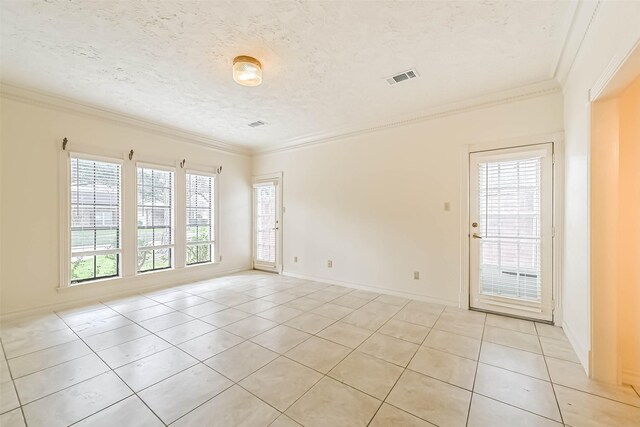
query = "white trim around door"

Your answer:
(459, 132), (564, 324)
(252, 172), (283, 273)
